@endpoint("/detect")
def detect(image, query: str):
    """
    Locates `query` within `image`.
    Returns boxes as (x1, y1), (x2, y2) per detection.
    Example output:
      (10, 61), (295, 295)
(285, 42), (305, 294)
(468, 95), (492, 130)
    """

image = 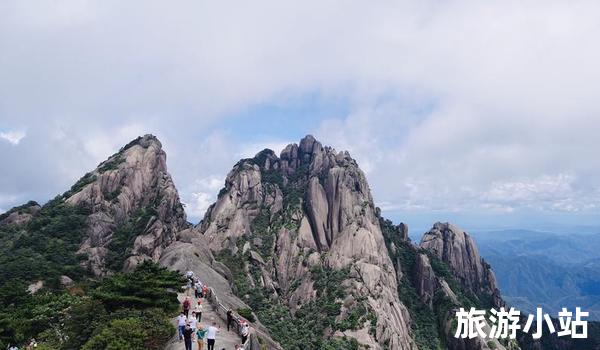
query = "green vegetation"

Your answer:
(250, 207), (277, 259)
(63, 172), (97, 198)
(247, 266), (362, 350)
(426, 251), (480, 309)
(282, 164), (308, 209)
(217, 186), (228, 198)
(98, 154), (125, 173)
(214, 157), (375, 348)
(105, 206), (157, 271)
(236, 307), (255, 322)
(0, 262), (182, 350)
(120, 136), (143, 152)
(102, 186), (122, 202)
(0, 200), (38, 222)
(380, 215), (494, 349)
(0, 190), (183, 349)
(81, 318), (149, 350)
(216, 249), (251, 297)
(0, 197), (90, 287)
(321, 337), (360, 350)
(218, 241), (368, 350)
(91, 261), (183, 312)
(379, 217), (441, 349)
